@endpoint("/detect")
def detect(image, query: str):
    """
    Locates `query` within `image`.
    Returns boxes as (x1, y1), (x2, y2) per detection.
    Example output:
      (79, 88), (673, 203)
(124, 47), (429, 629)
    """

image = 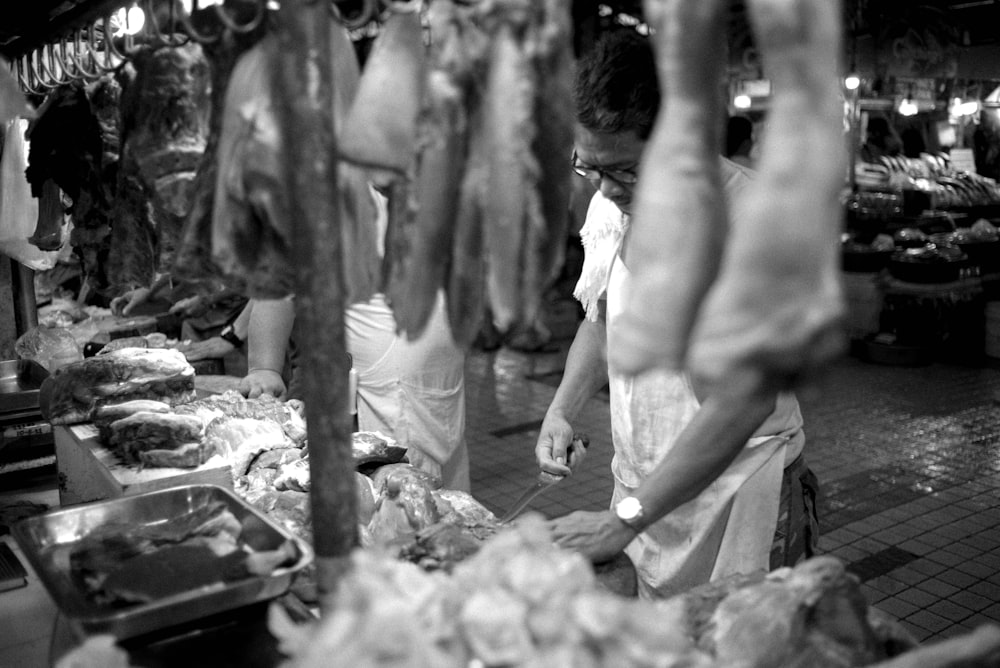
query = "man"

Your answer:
(534, 29), (818, 599)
